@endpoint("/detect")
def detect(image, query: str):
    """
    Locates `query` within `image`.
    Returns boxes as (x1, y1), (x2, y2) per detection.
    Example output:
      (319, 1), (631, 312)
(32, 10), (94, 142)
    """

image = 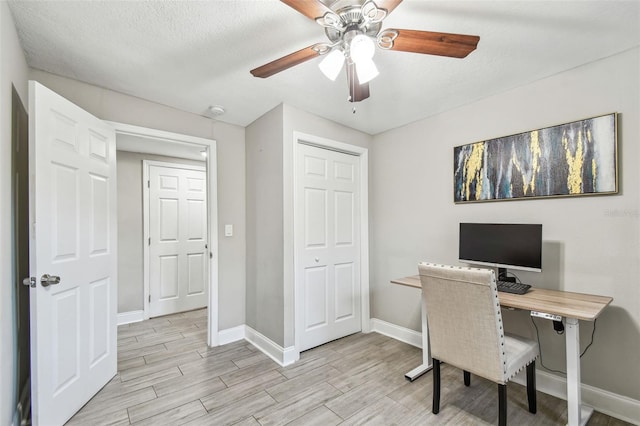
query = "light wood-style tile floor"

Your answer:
(66, 309), (631, 425)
